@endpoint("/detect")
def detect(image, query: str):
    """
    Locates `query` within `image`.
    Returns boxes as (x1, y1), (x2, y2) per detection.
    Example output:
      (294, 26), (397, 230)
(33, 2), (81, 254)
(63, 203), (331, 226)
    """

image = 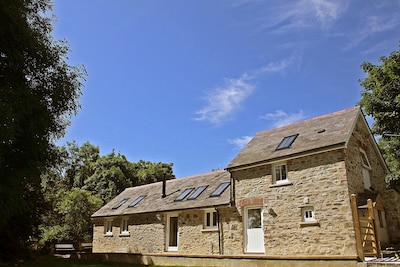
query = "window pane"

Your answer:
(275, 166), (281, 181)
(187, 185), (208, 200)
(206, 212), (211, 226)
(112, 198), (129, 209)
(210, 182), (230, 197)
(128, 195), (145, 208)
(281, 165), (287, 180)
(247, 208), (262, 229)
(169, 217), (178, 246)
(175, 188), (194, 201)
(212, 212), (217, 226)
